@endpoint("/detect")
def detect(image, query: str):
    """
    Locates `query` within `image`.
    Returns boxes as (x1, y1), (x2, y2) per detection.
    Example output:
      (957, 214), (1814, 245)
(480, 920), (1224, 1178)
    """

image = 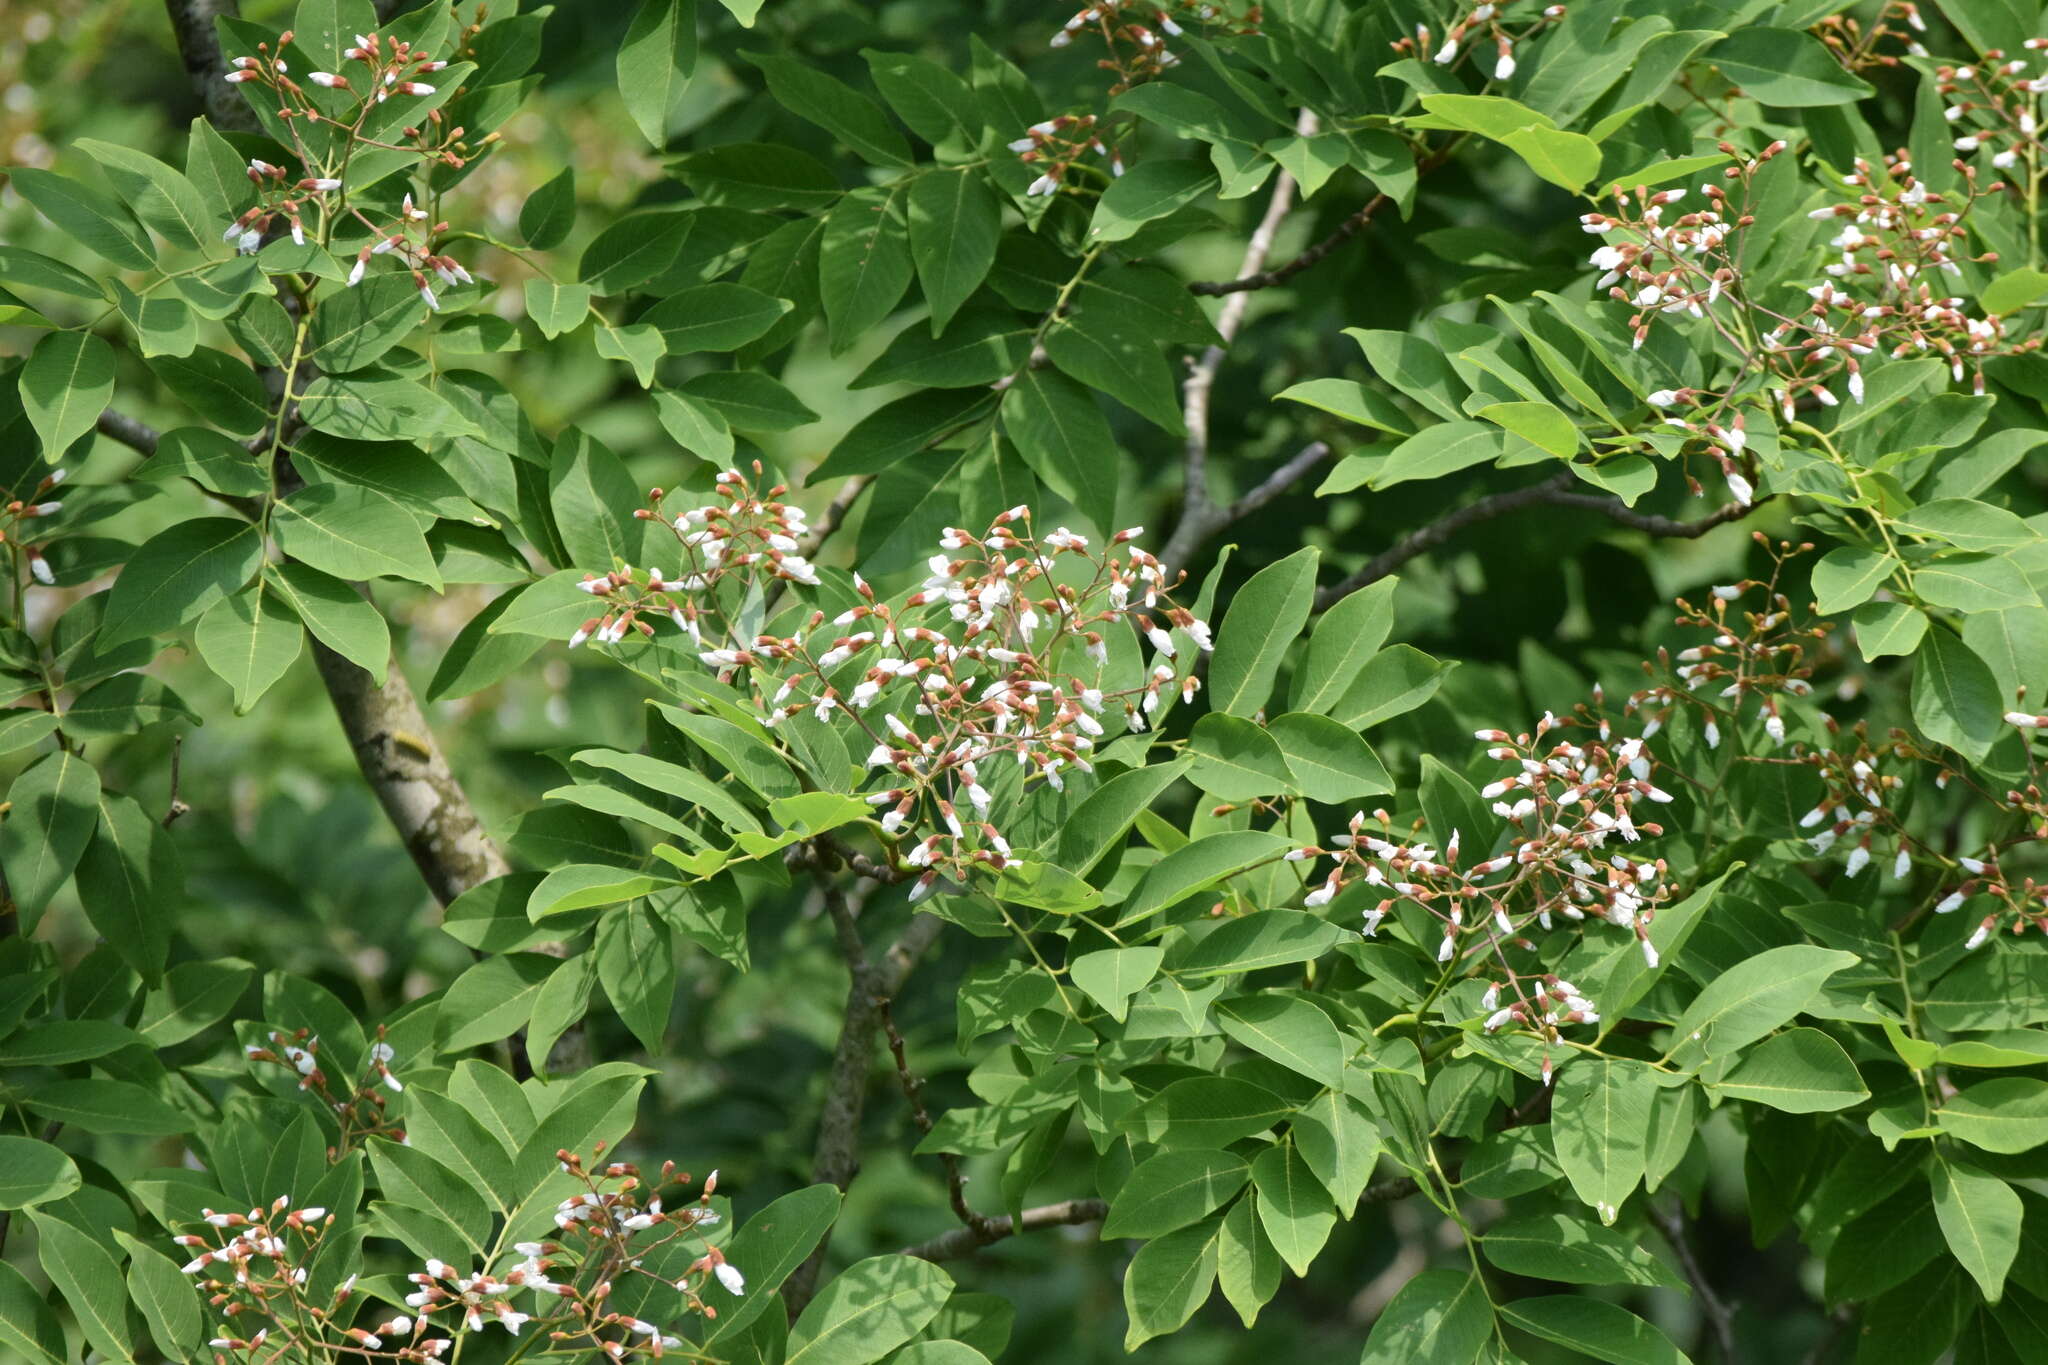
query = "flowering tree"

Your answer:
(6, 0), (2048, 1361)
